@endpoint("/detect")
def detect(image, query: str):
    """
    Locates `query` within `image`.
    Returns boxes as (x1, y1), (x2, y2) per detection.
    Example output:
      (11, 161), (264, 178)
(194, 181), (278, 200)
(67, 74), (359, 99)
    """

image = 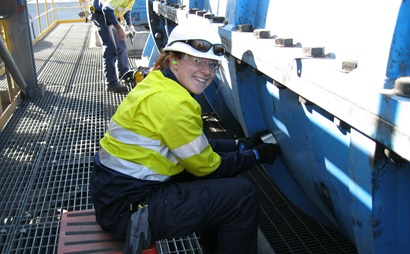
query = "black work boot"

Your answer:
(106, 83), (128, 93)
